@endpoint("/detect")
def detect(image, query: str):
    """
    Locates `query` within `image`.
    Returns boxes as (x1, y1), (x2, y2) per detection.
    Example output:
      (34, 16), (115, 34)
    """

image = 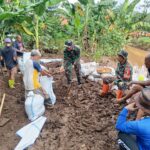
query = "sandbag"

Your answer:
(81, 62), (98, 76)
(17, 57), (24, 74)
(40, 76), (56, 105)
(25, 92), (45, 121)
